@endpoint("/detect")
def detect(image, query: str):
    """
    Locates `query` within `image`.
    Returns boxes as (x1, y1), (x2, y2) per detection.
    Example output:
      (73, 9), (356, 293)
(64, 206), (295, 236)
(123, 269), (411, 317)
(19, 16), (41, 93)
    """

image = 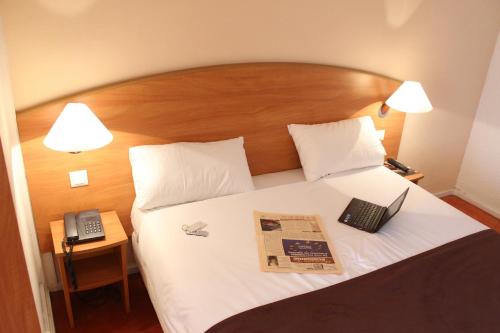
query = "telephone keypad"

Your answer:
(84, 220), (102, 235)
